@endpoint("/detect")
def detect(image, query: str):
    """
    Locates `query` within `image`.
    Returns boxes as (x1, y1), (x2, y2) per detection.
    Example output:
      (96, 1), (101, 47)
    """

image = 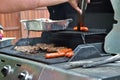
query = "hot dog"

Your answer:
(65, 51), (74, 58)
(80, 26), (88, 32)
(57, 48), (72, 53)
(73, 26), (89, 32)
(45, 52), (65, 59)
(45, 48), (74, 59)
